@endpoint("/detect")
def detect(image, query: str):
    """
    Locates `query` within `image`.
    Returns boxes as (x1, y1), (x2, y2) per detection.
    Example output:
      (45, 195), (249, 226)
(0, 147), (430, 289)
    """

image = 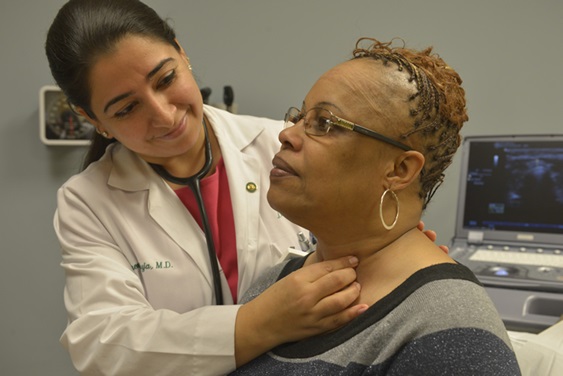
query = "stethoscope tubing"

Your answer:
(150, 118), (224, 305)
